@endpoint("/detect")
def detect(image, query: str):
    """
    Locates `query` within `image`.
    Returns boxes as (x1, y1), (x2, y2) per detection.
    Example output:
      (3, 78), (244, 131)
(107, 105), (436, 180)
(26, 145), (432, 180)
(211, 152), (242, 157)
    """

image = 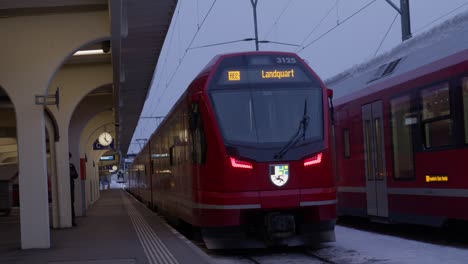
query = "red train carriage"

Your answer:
(127, 51), (336, 248)
(328, 13), (468, 226)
